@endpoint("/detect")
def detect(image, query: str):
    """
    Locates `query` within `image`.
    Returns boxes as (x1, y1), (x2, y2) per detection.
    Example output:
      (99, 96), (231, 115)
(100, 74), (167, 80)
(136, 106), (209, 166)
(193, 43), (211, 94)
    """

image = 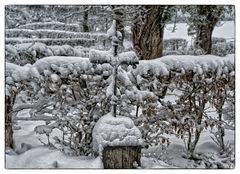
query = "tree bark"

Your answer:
(132, 6), (170, 60)
(195, 6), (224, 54)
(196, 24), (215, 54)
(102, 146), (141, 169)
(83, 6), (90, 32)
